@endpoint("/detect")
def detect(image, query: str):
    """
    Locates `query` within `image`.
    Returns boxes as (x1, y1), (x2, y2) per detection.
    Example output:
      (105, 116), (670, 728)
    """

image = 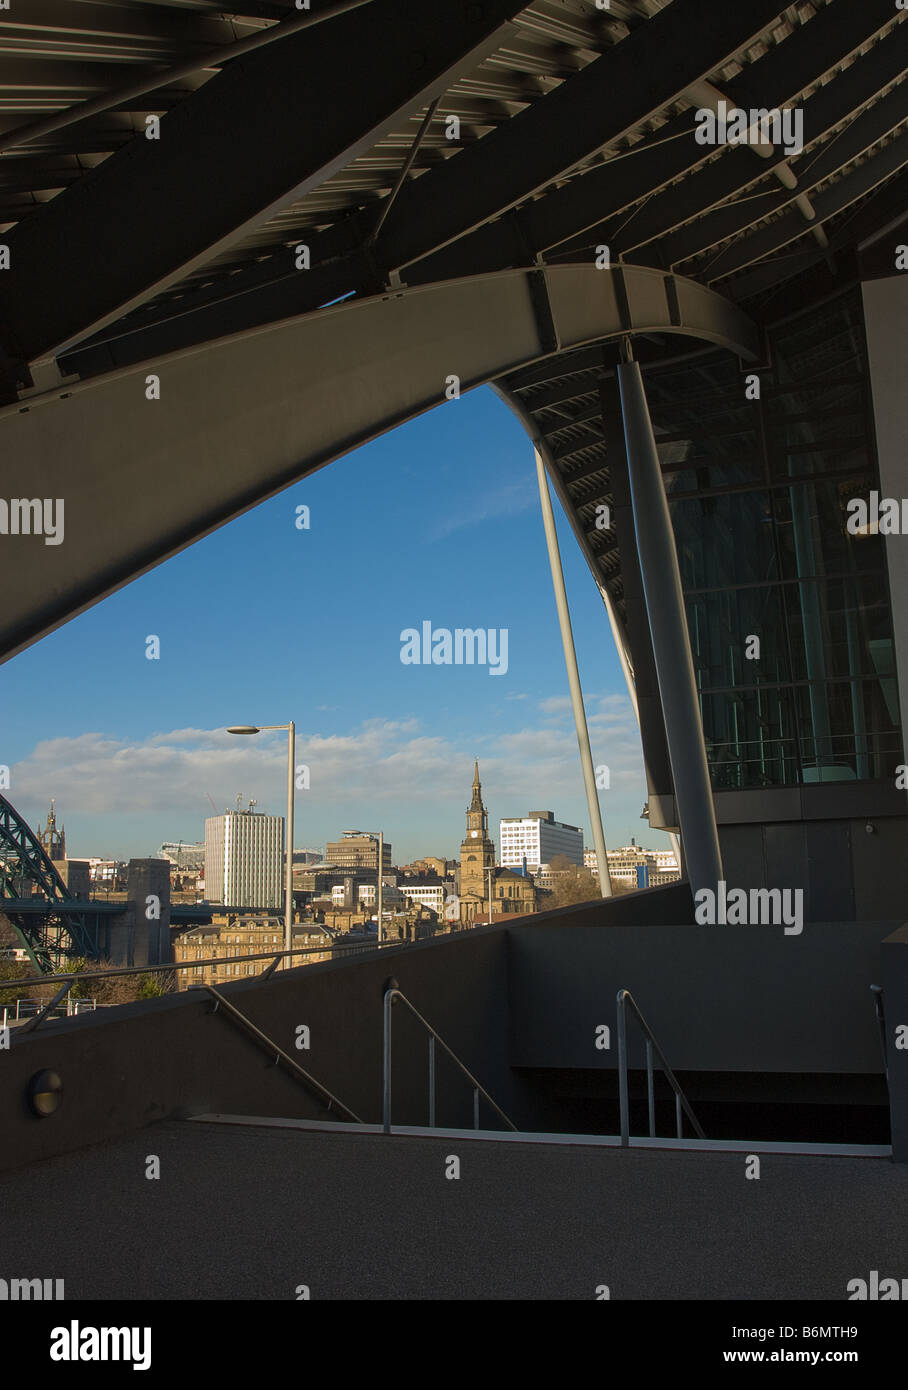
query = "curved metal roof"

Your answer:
(1, 0), (904, 387)
(0, 0), (905, 660)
